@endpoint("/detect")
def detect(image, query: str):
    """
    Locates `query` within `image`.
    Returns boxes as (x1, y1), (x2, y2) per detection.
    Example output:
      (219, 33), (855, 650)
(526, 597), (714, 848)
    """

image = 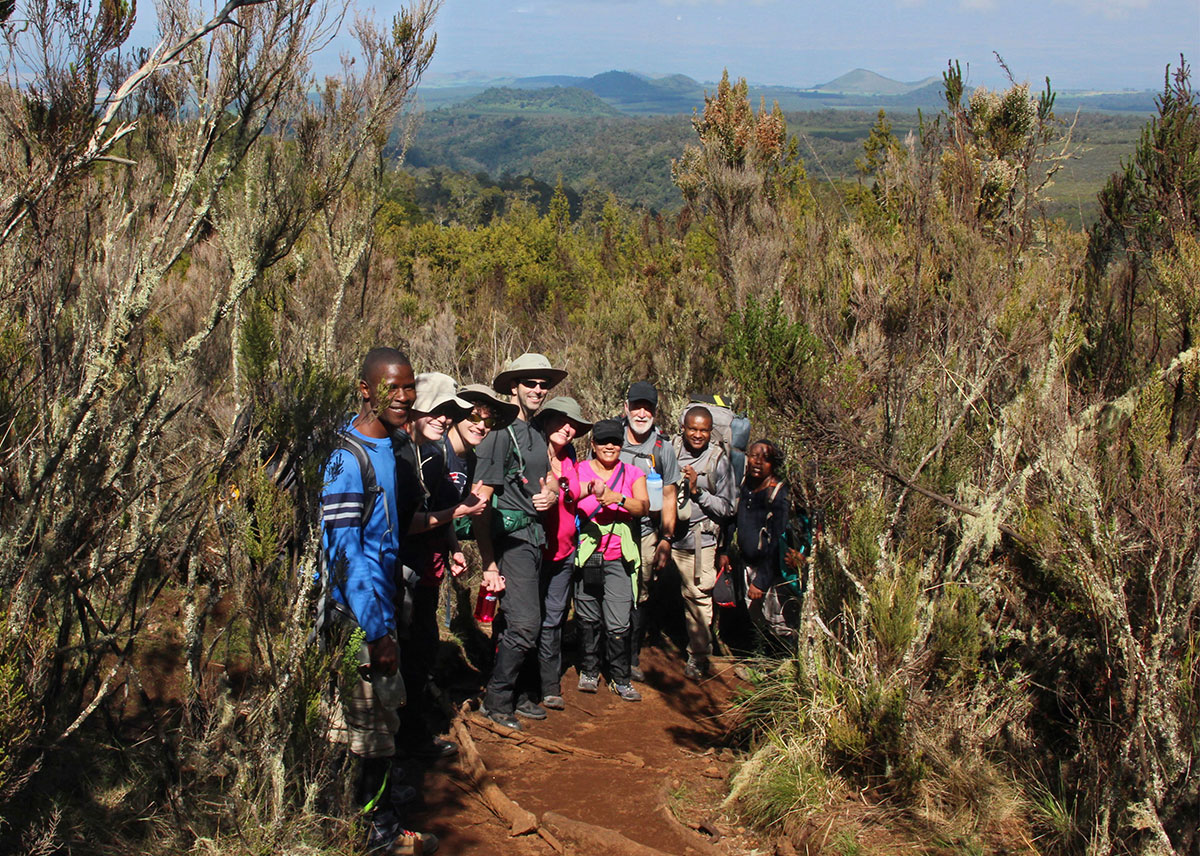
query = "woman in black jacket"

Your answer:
(717, 439), (795, 642)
